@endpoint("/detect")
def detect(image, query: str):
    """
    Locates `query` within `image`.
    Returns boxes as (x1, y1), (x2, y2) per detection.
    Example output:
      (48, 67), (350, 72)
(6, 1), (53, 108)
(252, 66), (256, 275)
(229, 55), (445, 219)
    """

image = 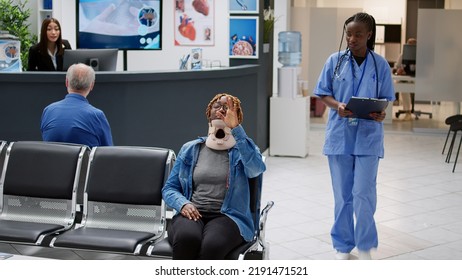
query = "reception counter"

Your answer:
(0, 65), (268, 153)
